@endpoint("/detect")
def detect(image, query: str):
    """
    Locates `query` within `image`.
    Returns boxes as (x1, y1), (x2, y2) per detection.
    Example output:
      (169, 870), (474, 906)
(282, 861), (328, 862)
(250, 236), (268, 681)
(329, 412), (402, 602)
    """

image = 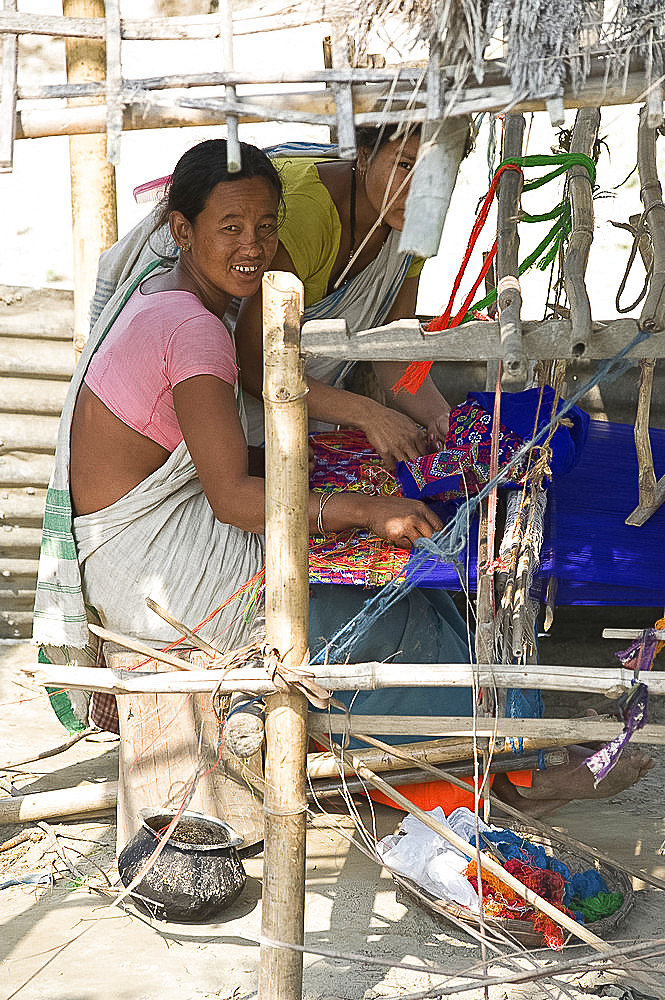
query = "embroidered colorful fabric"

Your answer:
(308, 528), (411, 586)
(308, 429), (411, 586)
(396, 399), (526, 501)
